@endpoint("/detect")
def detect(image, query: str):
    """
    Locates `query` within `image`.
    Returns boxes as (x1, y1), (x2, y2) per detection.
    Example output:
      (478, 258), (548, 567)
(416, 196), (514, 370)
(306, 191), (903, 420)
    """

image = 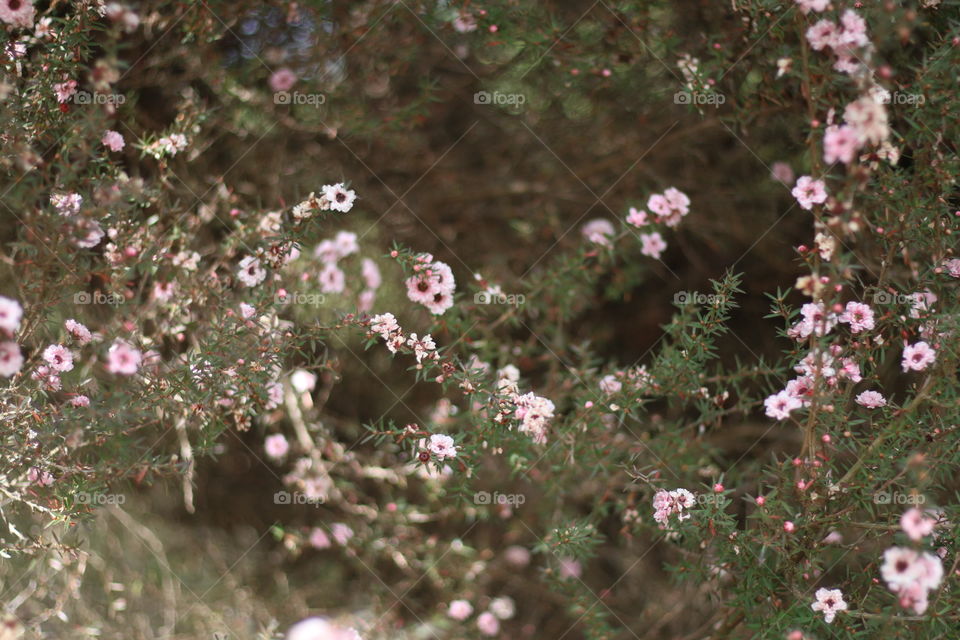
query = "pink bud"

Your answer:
(713, 483), (724, 493)
(784, 521), (795, 533)
(755, 496), (766, 506)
